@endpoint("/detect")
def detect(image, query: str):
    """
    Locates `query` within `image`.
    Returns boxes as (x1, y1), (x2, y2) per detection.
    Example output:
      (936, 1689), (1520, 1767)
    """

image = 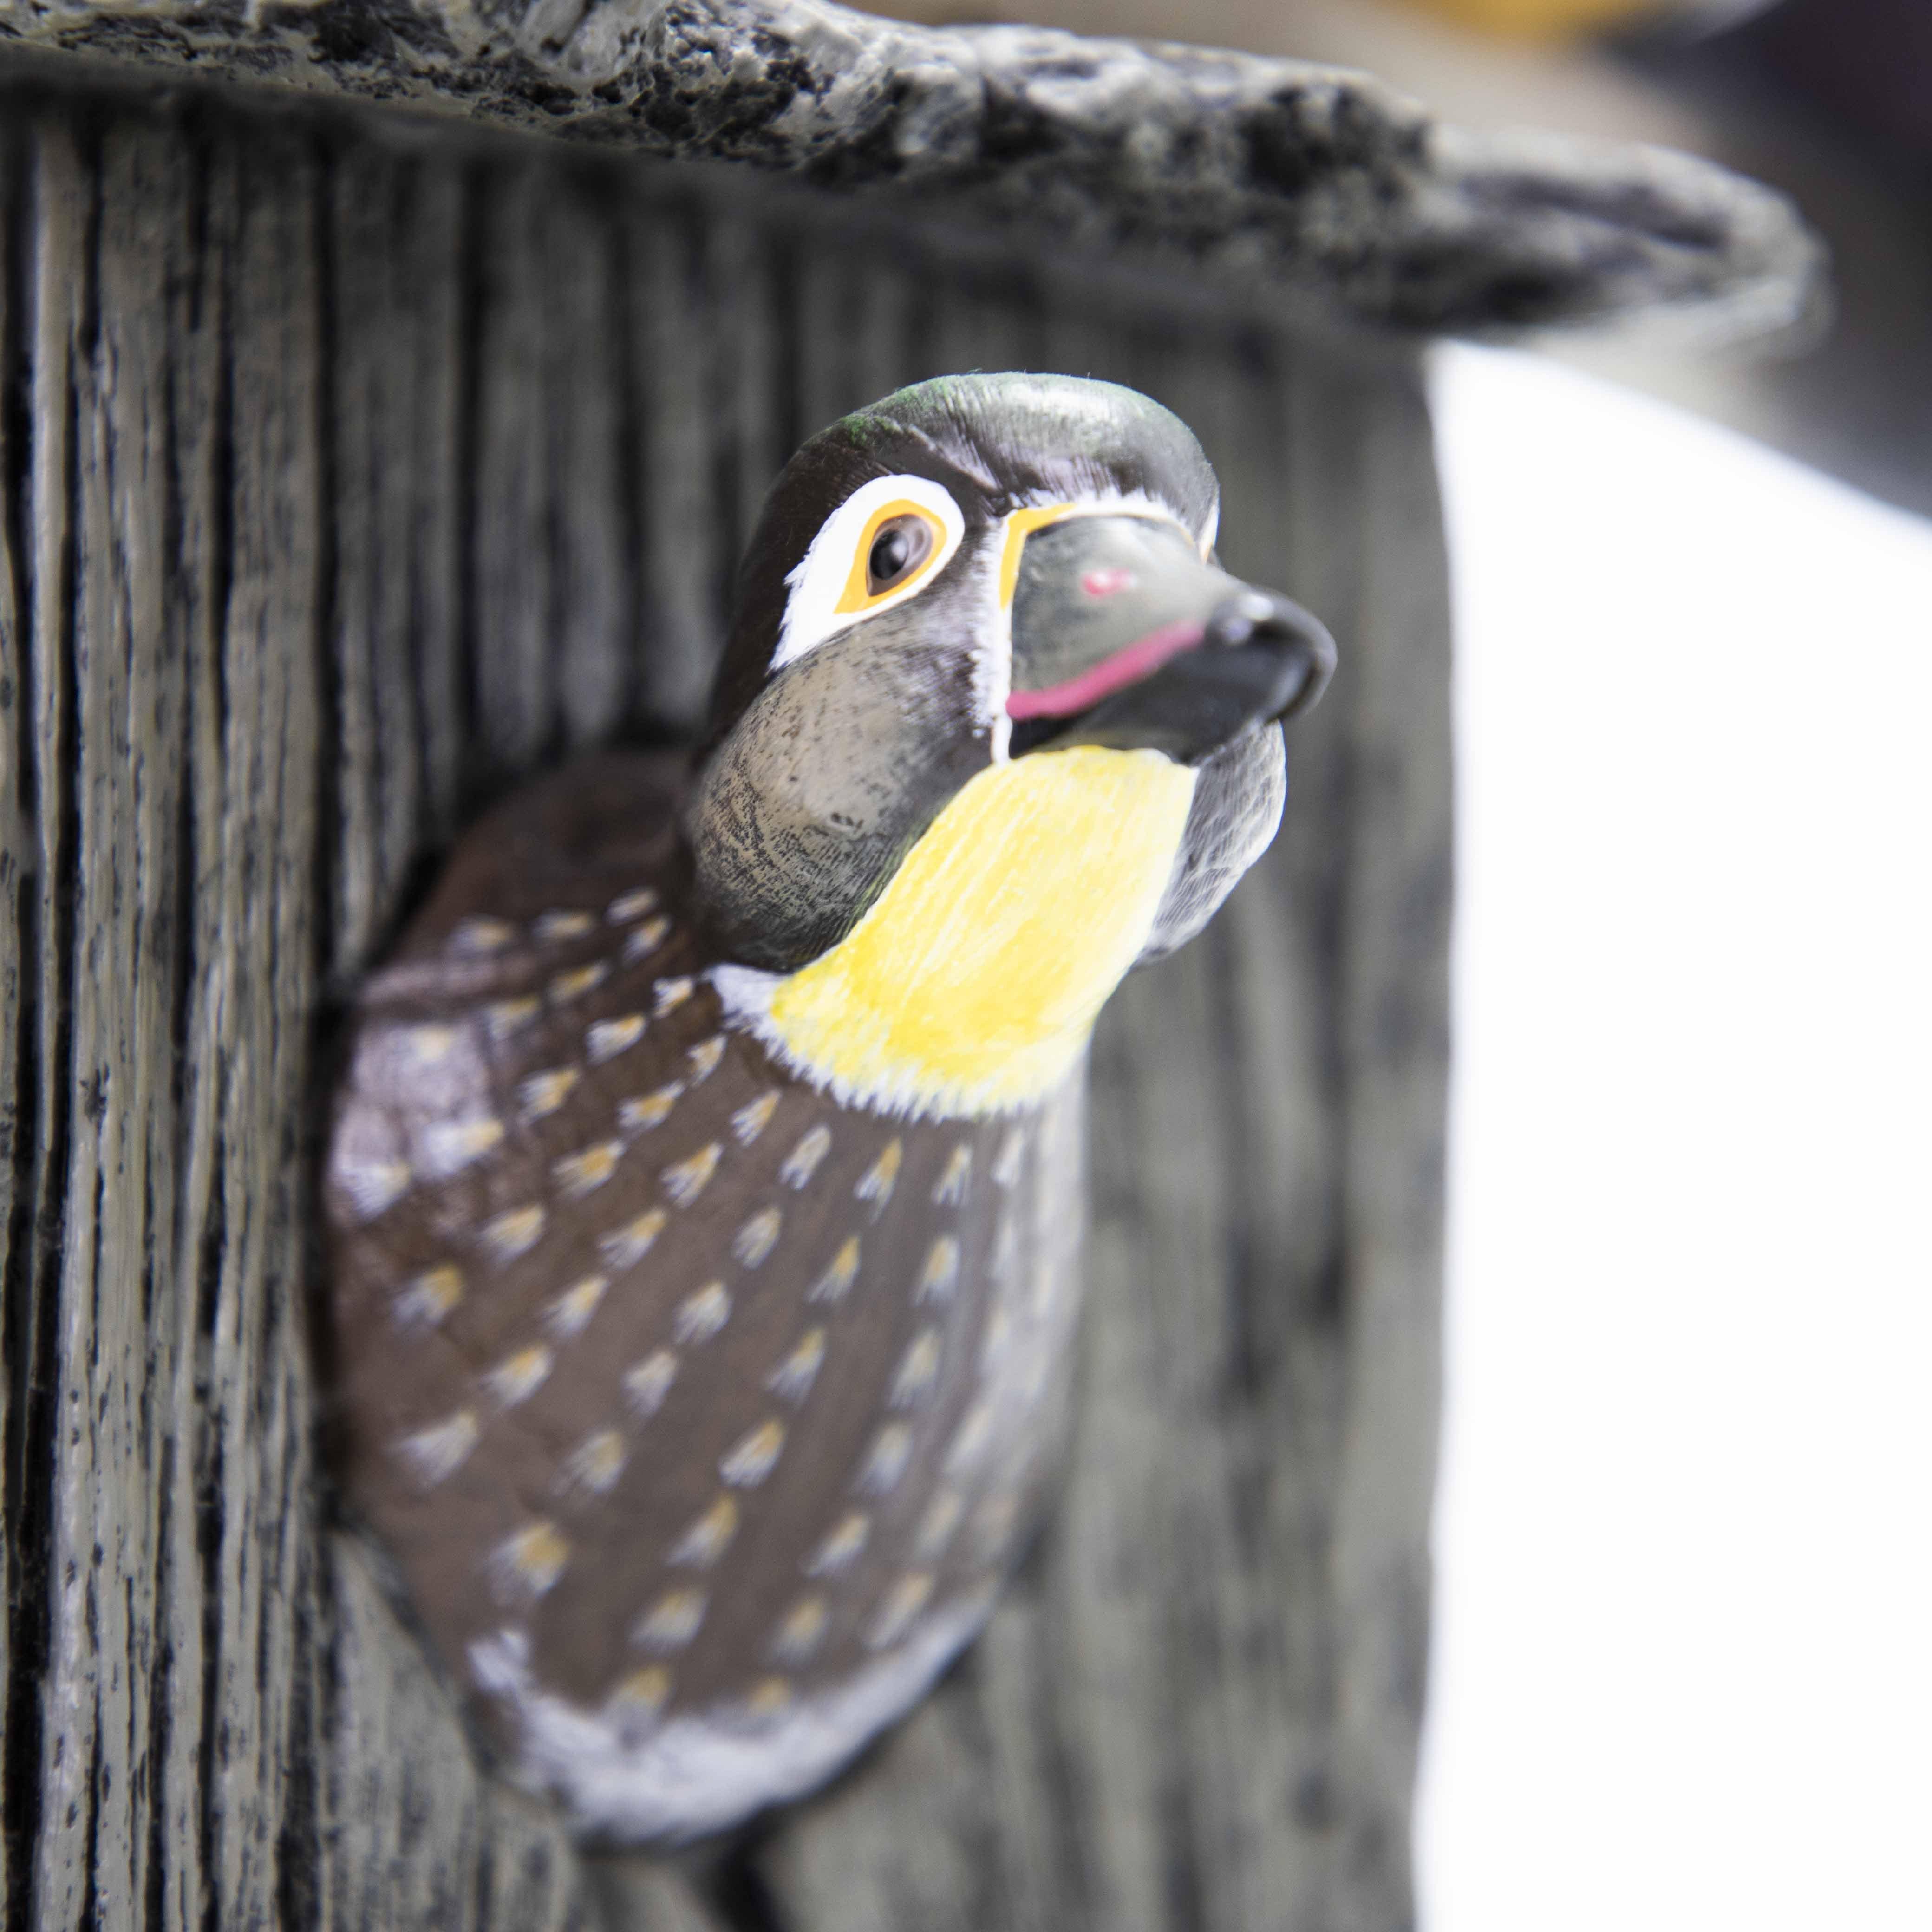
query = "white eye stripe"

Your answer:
(771, 472), (966, 674)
